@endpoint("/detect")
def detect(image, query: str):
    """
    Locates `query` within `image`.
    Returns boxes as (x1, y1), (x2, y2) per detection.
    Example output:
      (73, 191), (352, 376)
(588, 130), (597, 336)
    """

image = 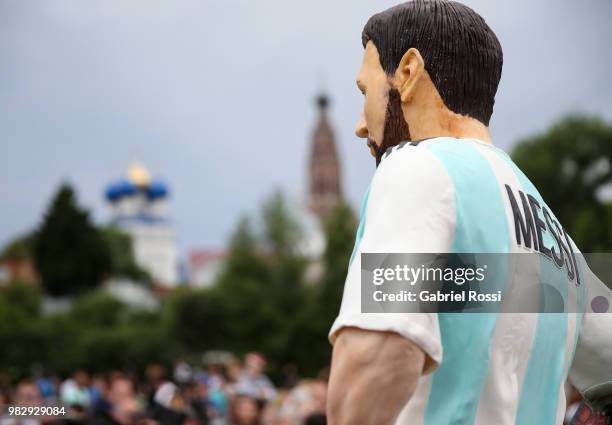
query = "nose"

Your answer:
(355, 113), (368, 139)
